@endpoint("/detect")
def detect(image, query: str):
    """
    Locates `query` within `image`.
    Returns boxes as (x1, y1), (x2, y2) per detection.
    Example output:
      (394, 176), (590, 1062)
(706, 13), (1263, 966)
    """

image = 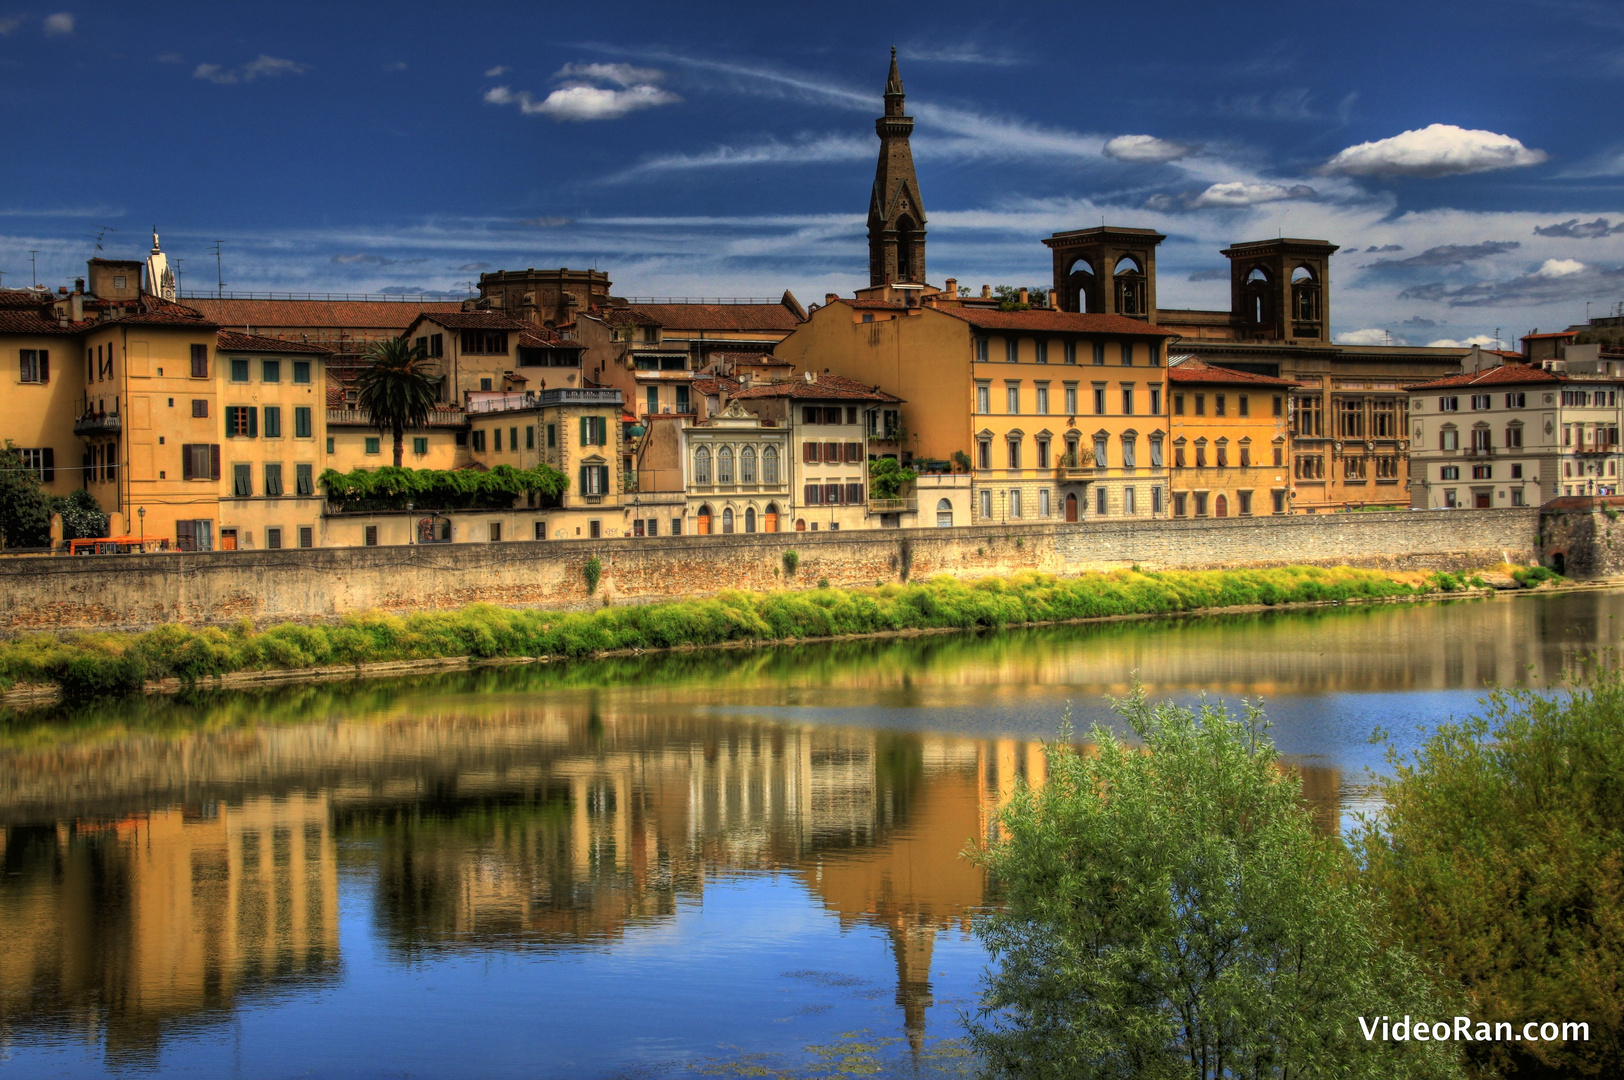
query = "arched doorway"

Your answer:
(722, 507), (735, 534)
(1550, 551), (1566, 575)
(795, 518), (807, 532)
(1065, 492), (1078, 522)
(1215, 494), (1228, 518)
(936, 498), (953, 528)
(696, 505), (713, 535)
(745, 507), (757, 533)
(764, 503), (779, 533)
